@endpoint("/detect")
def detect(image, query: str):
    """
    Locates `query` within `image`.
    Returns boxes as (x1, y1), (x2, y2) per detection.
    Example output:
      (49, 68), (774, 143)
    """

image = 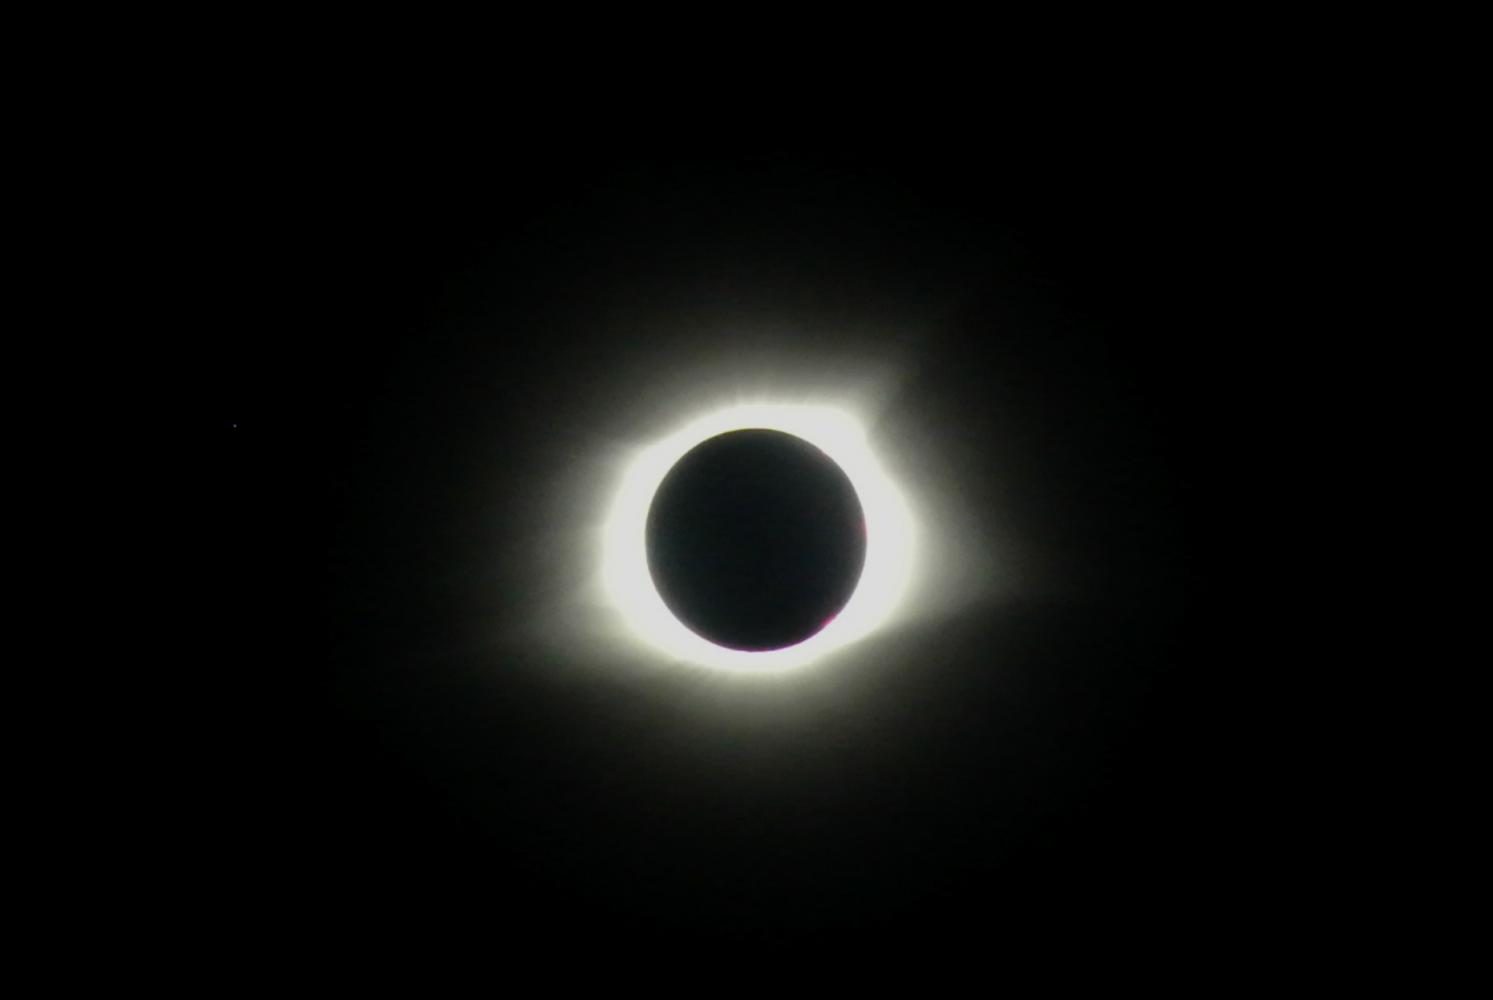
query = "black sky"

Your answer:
(200, 135), (1249, 950)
